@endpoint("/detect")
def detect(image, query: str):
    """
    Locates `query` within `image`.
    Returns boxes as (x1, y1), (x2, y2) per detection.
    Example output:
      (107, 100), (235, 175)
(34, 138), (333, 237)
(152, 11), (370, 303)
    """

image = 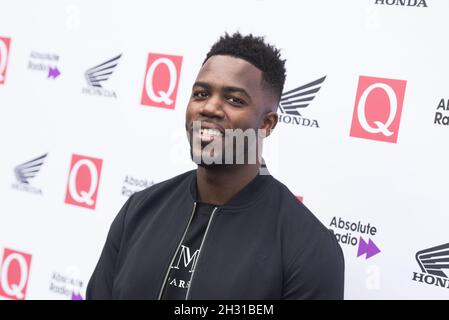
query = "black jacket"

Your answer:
(86, 170), (345, 299)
